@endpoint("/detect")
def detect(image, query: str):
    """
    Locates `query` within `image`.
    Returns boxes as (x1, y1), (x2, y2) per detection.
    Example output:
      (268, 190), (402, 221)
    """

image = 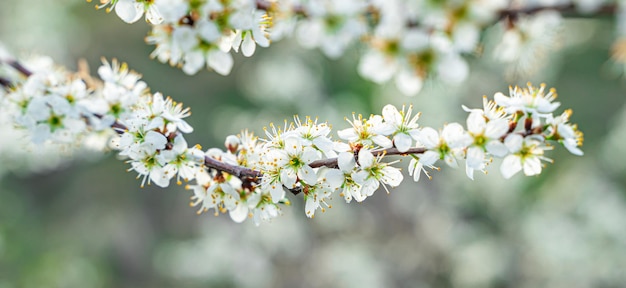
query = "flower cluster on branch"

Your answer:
(0, 52), (583, 225)
(89, 0), (620, 95)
